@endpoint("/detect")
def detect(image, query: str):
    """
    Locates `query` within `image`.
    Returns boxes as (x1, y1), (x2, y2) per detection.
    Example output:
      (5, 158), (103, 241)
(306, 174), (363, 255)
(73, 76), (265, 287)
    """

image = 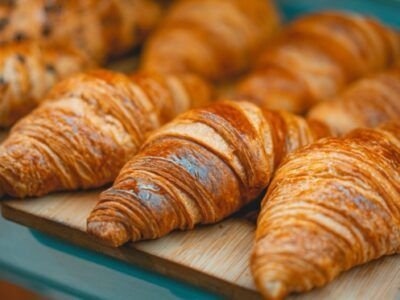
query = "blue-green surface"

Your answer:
(0, 1), (399, 299)
(0, 214), (220, 300)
